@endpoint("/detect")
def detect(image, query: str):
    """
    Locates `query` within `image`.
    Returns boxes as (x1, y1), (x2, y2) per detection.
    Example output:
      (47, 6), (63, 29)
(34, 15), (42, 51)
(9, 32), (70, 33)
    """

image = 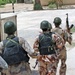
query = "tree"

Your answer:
(34, 0), (43, 10)
(55, 0), (63, 9)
